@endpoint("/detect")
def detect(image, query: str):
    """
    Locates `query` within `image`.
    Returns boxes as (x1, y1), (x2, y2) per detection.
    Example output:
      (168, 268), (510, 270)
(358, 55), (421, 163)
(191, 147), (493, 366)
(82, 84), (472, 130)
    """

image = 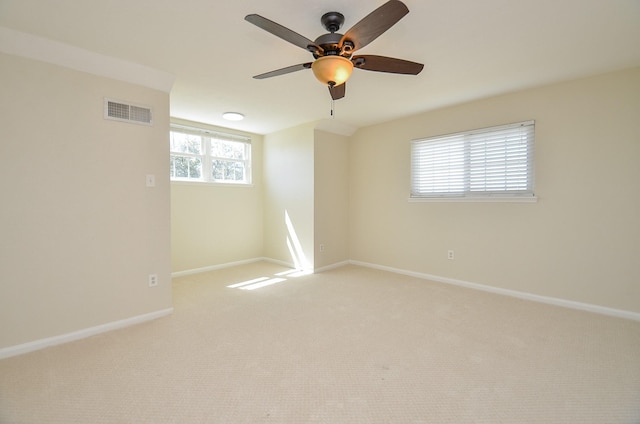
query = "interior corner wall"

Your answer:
(0, 53), (172, 349)
(170, 120), (264, 273)
(348, 67), (640, 314)
(314, 129), (349, 269)
(263, 123), (315, 270)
